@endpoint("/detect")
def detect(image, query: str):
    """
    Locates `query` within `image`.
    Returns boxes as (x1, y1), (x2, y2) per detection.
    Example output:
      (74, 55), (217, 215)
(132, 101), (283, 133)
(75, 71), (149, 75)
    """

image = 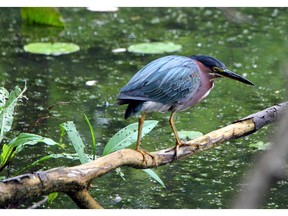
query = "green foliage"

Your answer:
(21, 7), (65, 27)
(103, 120), (158, 155)
(0, 85), (59, 173)
(84, 114), (97, 160)
(0, 133), (58, 172)
(102, 120), (165, 188)
(60, 121), (91, 164)
(0, 85), (165, 198)
(127, 42), (182, 54)
(0, 144), (15, 171)
(0, 85), (27, 143)
(8, 133), (57, 153)
(143, 169), (166, 188)
(60, 117), (165, 188)
(47, 192), (59, 206)
(23, 42), (80, 56)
